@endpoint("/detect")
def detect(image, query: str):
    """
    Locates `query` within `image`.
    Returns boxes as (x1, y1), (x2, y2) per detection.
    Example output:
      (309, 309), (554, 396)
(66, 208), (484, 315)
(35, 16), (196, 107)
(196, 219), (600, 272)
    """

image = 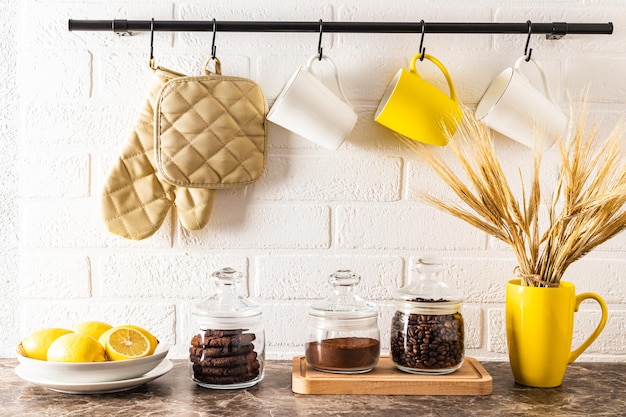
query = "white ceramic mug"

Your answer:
(475, 56), (568, 149)
(267, 54), (358, 150)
